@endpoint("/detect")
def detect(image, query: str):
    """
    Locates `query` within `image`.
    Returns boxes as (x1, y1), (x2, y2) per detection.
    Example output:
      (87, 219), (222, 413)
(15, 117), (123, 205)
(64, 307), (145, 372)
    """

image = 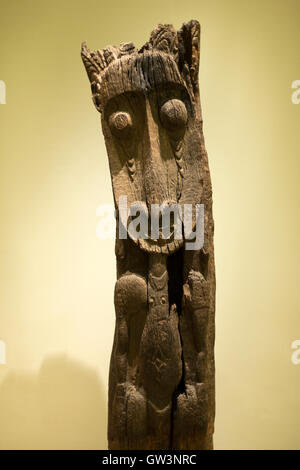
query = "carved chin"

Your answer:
(131, 236), (184, 255)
